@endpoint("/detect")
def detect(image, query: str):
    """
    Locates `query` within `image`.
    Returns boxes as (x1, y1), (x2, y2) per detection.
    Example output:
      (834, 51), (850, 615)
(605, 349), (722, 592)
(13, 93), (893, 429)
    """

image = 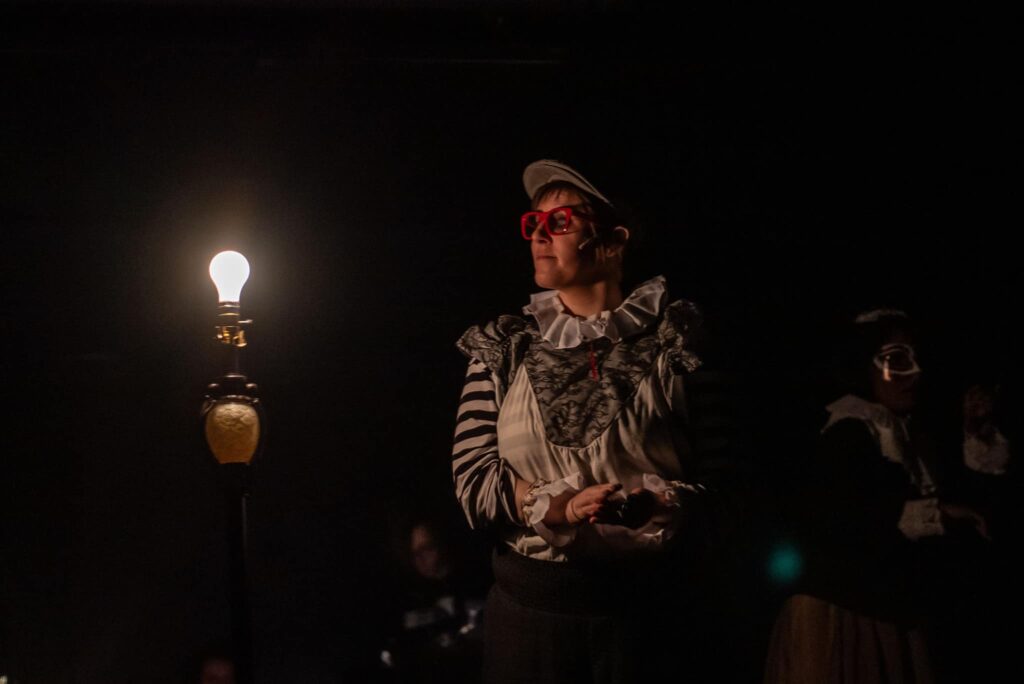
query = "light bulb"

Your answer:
(209, 251), (250, 303)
